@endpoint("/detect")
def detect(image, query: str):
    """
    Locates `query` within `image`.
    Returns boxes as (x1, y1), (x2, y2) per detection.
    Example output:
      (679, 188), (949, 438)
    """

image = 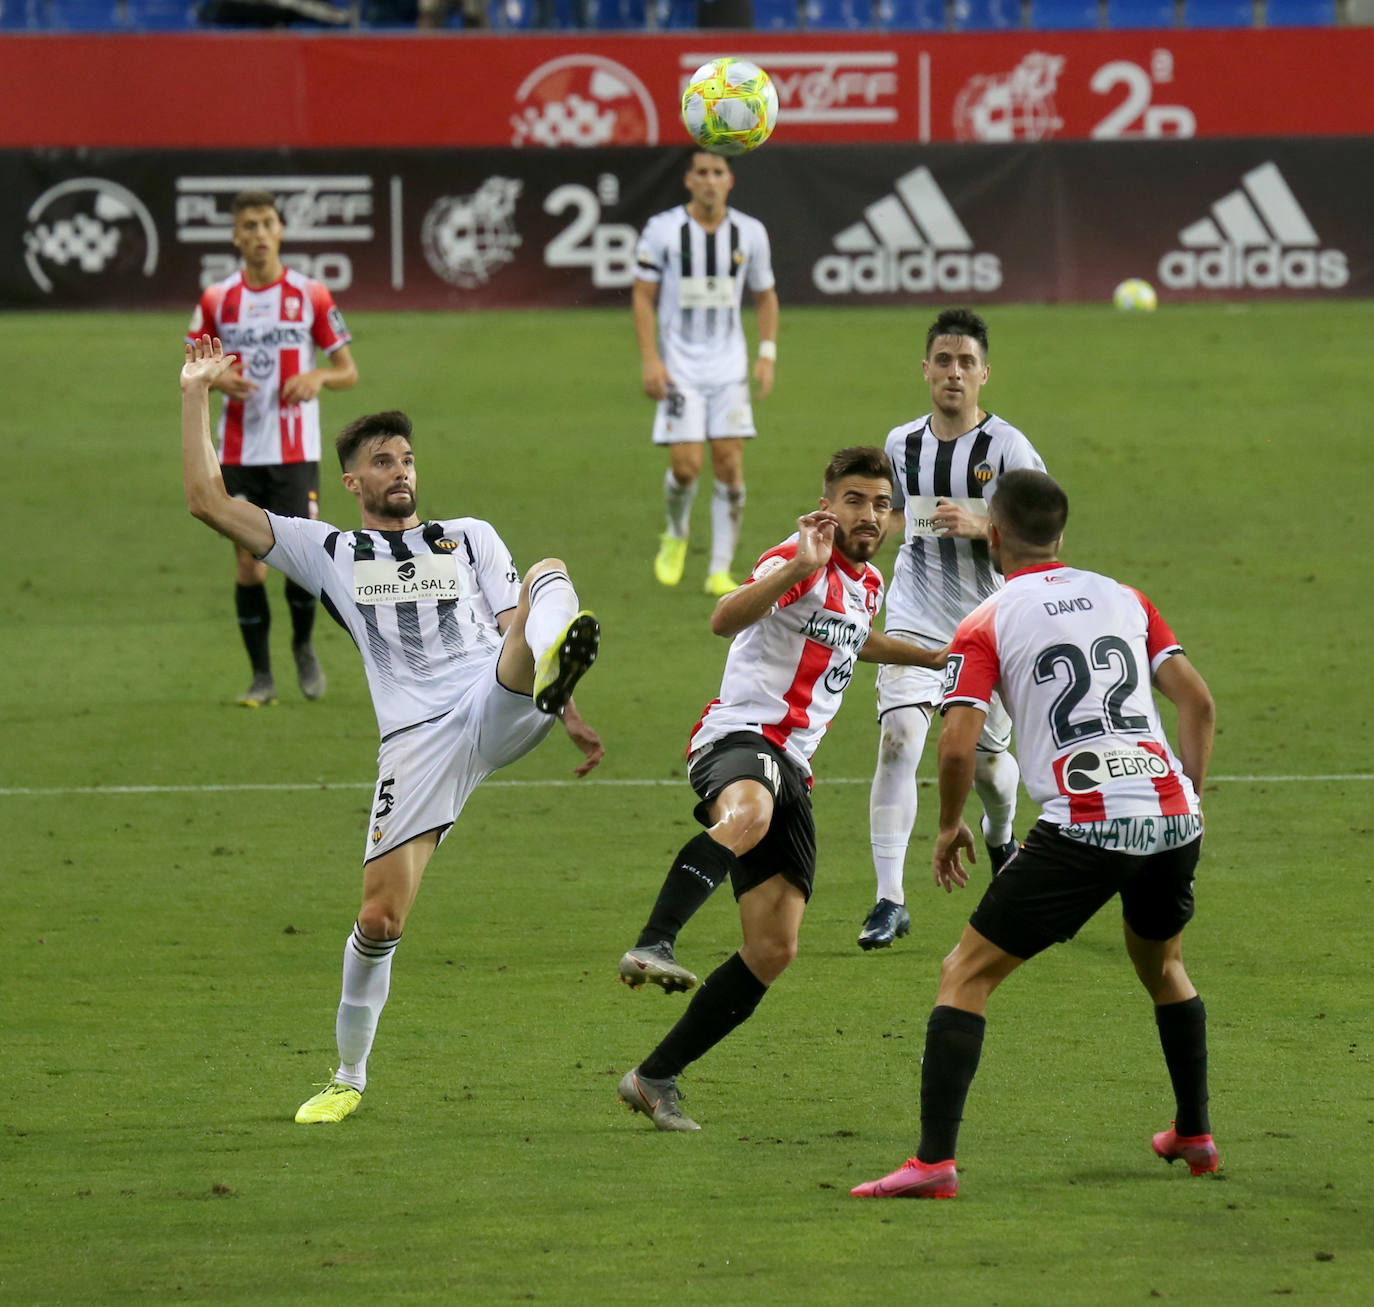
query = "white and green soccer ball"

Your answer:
(1112, 278), (1158, 312)
(681, 58), (779, 157)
